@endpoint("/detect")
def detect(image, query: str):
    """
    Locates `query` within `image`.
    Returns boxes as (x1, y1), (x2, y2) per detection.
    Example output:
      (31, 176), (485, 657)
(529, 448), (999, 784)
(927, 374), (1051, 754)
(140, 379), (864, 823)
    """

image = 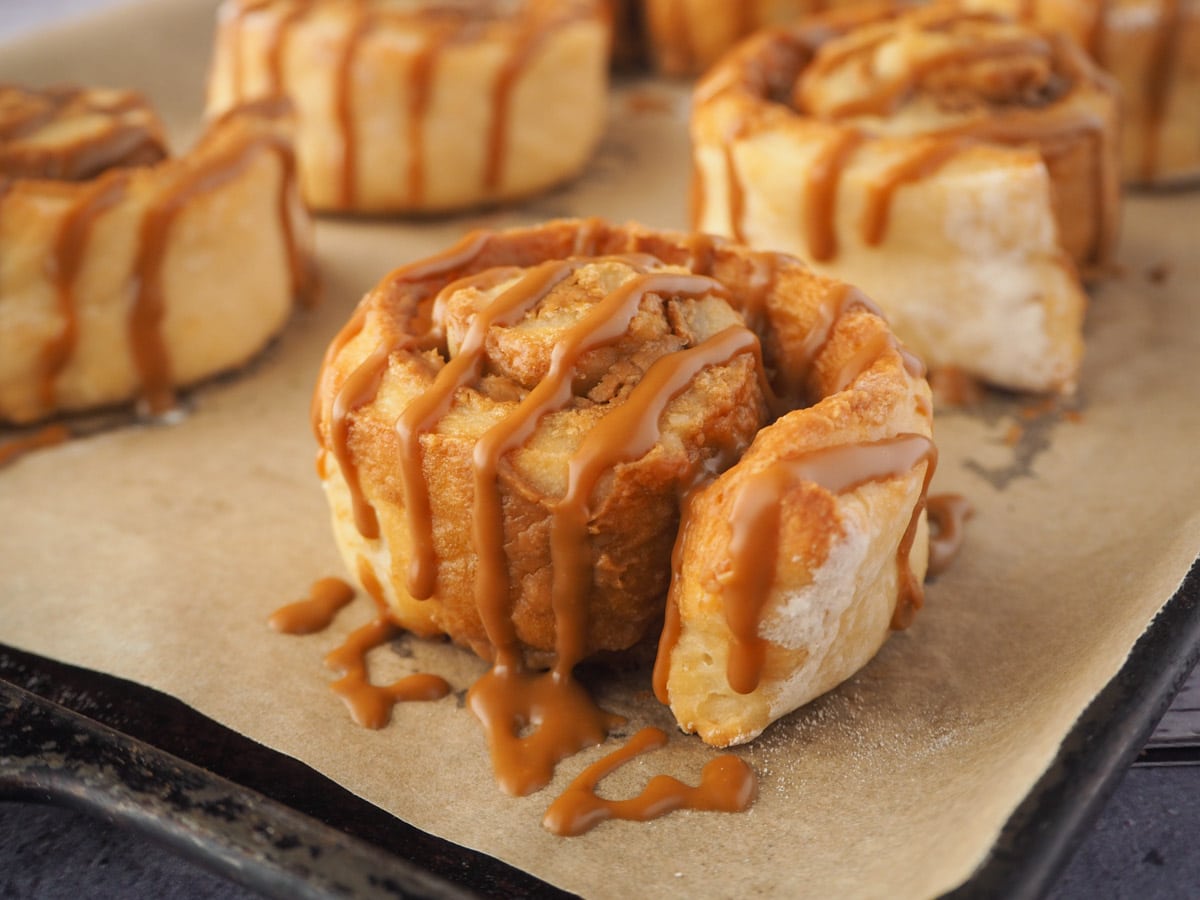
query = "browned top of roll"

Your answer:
(691, 0), (1120, 269)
